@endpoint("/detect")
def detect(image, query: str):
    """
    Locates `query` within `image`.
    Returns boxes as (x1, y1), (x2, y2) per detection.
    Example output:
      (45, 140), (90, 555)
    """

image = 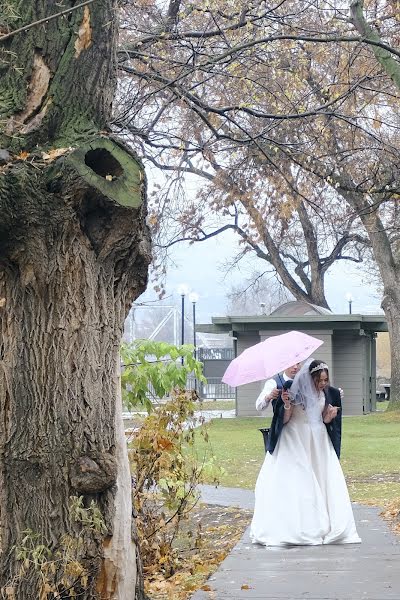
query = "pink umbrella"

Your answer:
(222, 330), (323, 387)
